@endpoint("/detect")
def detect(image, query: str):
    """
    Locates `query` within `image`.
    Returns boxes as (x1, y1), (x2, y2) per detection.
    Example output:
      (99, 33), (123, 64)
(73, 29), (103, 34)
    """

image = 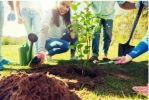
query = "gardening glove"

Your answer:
(29, 52), (45, 68)
(114, 54), (132, 64)
(7, 10), (16, 21)
(135, 1), (148, 9)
